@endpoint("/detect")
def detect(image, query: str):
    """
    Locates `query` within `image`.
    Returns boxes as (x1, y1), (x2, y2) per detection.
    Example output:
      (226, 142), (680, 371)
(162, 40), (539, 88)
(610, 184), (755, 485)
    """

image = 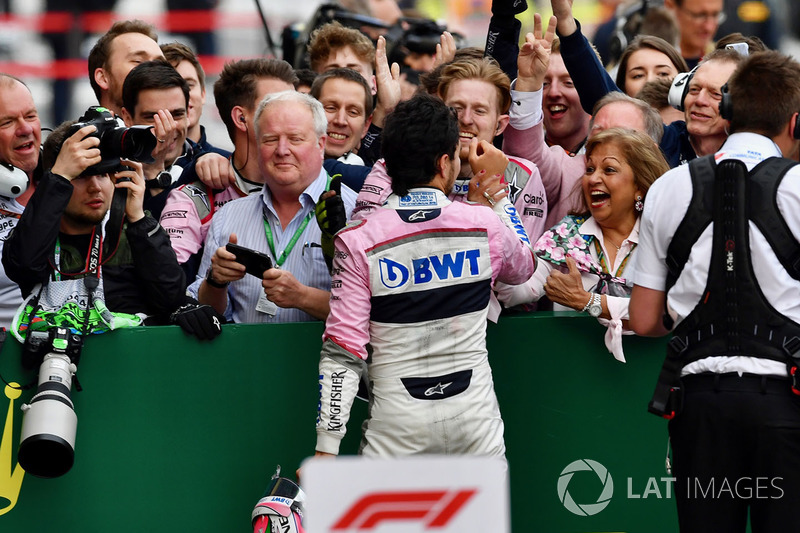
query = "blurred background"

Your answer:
(0, 0), (797, 151)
